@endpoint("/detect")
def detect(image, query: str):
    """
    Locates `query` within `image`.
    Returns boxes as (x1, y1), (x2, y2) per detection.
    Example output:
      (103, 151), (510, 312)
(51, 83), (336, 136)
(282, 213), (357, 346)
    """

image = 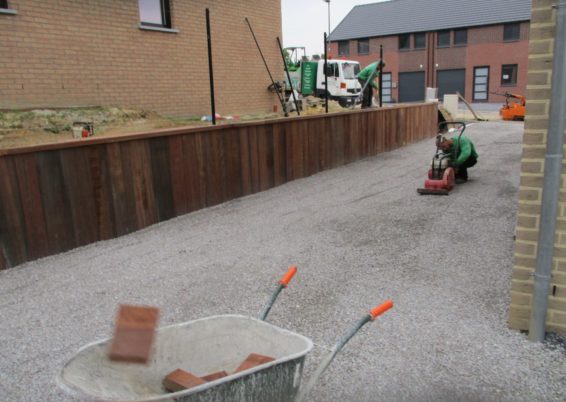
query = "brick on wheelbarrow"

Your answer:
(235, 353), (275, 373)
(201, 370), (229, 382)
(108, 304), (159, 364)
(163, 369), (206, 392)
